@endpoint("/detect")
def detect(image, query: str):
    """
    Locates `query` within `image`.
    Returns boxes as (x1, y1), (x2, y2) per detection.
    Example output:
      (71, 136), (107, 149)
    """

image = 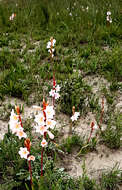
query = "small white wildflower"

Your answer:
(34, 113), (45, 126)
(19, 147), (29, 159)
(41, 139), (48, 147)
(107, 11), (111, 15)
(16, 128), (27, 139)
(46, 119), (56, 129)
(34, 125), (47, 135)
(47, 130), (54, 139)
(54, 92), (60, 99)
(71, 112), (80, 122)
(49, 89), (55, 97)
(44, 106), (55, 119)
(55, 85), (61, 92)
(93, 123), (98, 130)
(9, 122), (21, 134)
